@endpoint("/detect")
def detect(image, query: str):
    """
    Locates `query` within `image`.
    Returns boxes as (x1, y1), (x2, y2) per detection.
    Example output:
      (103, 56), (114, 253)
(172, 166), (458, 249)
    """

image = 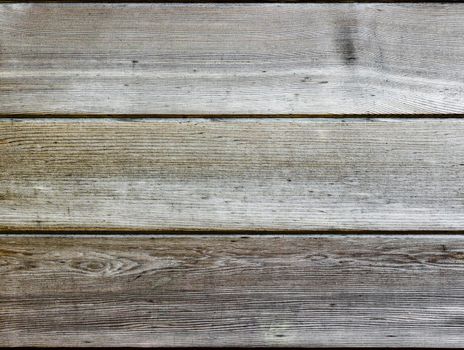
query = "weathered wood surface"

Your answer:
(1, 3), (464, 114)
(1, 118), (464, 231)
(0, 235), (463, 347)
